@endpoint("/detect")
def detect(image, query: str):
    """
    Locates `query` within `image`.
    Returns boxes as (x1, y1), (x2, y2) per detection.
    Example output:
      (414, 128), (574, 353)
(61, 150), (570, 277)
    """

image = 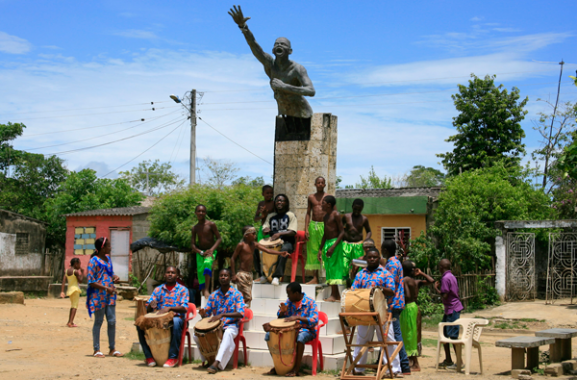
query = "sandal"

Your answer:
(207, 365), (219, 374)
(109, 350), (124, 357)
(93, 351), (105, 358)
